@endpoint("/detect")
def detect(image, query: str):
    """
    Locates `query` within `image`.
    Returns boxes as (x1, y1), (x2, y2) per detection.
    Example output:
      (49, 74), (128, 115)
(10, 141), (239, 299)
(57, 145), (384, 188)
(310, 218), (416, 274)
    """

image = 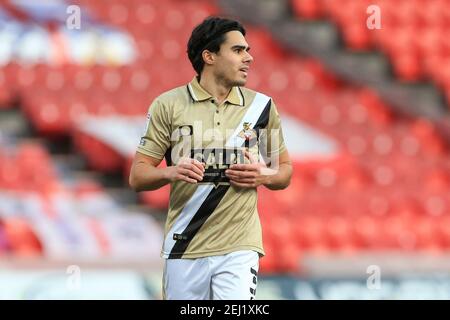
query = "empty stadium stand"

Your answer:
(1, 0), (449, 279)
